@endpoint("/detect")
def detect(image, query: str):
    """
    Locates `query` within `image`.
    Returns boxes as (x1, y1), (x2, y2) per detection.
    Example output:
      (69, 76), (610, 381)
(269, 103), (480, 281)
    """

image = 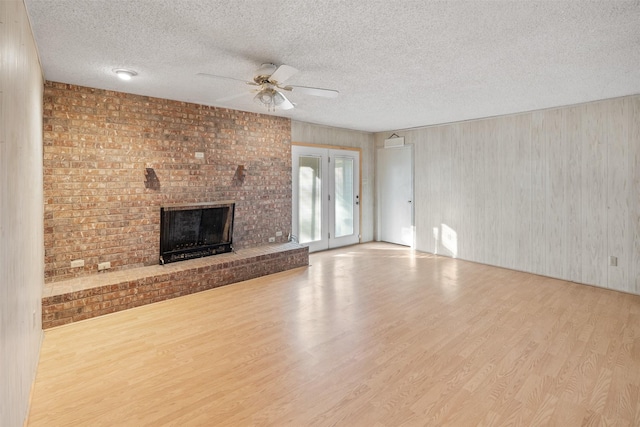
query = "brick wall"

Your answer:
(43, 82), (292, 283)
(42, 243), (308, 329)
